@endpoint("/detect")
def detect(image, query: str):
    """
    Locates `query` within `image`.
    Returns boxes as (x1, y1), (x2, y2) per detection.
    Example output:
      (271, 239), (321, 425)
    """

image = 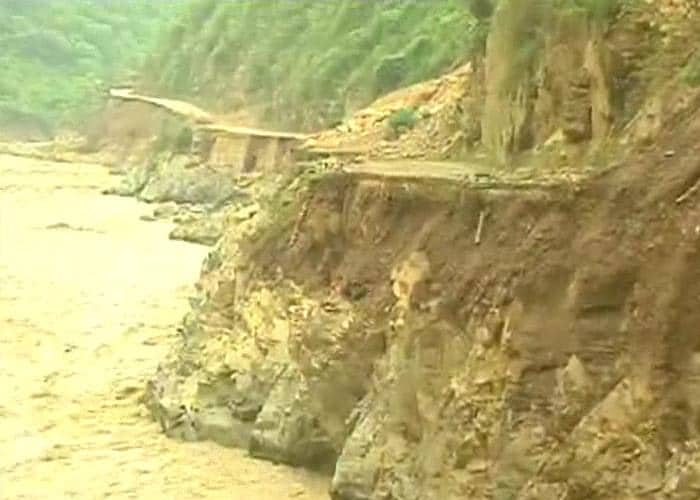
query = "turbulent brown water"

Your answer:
(0, 154), (329, 499)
